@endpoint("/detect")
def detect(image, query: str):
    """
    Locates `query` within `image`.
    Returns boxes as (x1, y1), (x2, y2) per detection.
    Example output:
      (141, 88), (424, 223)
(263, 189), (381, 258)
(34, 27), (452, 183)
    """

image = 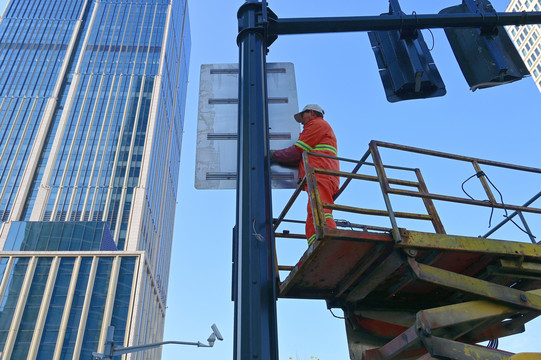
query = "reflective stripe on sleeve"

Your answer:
(313, 144), (337, 155)
(295, 140), (313, 152)
(307, 234), (316, 246)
